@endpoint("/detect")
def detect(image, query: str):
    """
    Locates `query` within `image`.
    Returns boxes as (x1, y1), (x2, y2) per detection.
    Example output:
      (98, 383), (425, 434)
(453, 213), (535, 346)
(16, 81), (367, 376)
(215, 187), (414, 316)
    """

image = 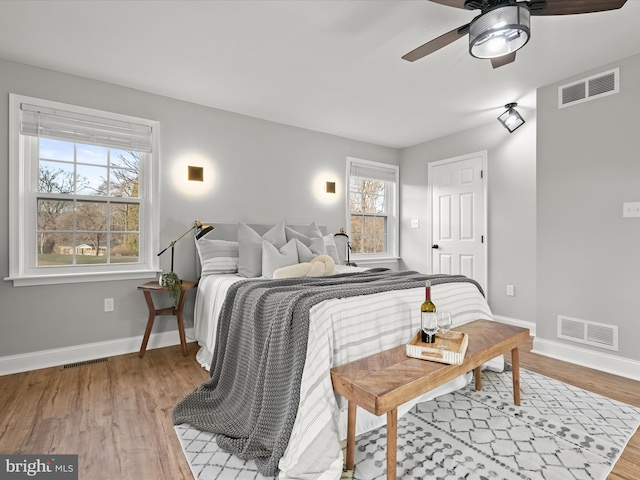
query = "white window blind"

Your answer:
(349, 160), (397, 183)
(20, 103), (153, 152)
